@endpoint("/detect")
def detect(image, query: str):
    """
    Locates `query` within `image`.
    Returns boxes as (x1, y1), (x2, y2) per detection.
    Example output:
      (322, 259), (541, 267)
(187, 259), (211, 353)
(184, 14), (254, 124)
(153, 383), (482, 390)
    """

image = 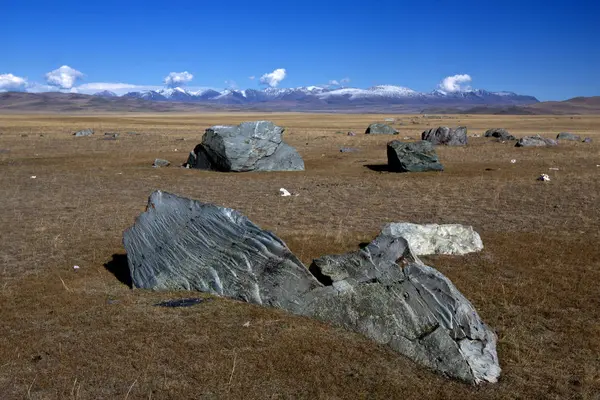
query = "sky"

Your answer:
(1, 0), (599, 101)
